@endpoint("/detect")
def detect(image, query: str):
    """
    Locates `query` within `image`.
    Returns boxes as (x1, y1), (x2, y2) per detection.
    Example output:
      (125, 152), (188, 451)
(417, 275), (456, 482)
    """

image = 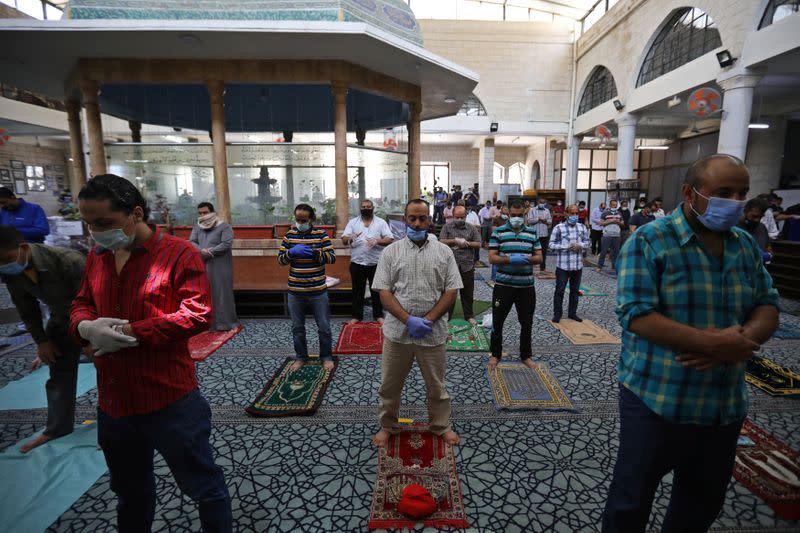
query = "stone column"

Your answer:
(407, 101), (421, 202)
(615, 114), (637, 180)
(283, 130), (295, 211)
(80, 80), (106, 176)
(717, 73), (761, 160)
(207, 81), (231, 222)
(477, 138), (496, 201)
(65, 98), (87, 193)
(332, 82), (349, 231)
(356, 129), (366, 205)
(565, 136), (581, 204)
